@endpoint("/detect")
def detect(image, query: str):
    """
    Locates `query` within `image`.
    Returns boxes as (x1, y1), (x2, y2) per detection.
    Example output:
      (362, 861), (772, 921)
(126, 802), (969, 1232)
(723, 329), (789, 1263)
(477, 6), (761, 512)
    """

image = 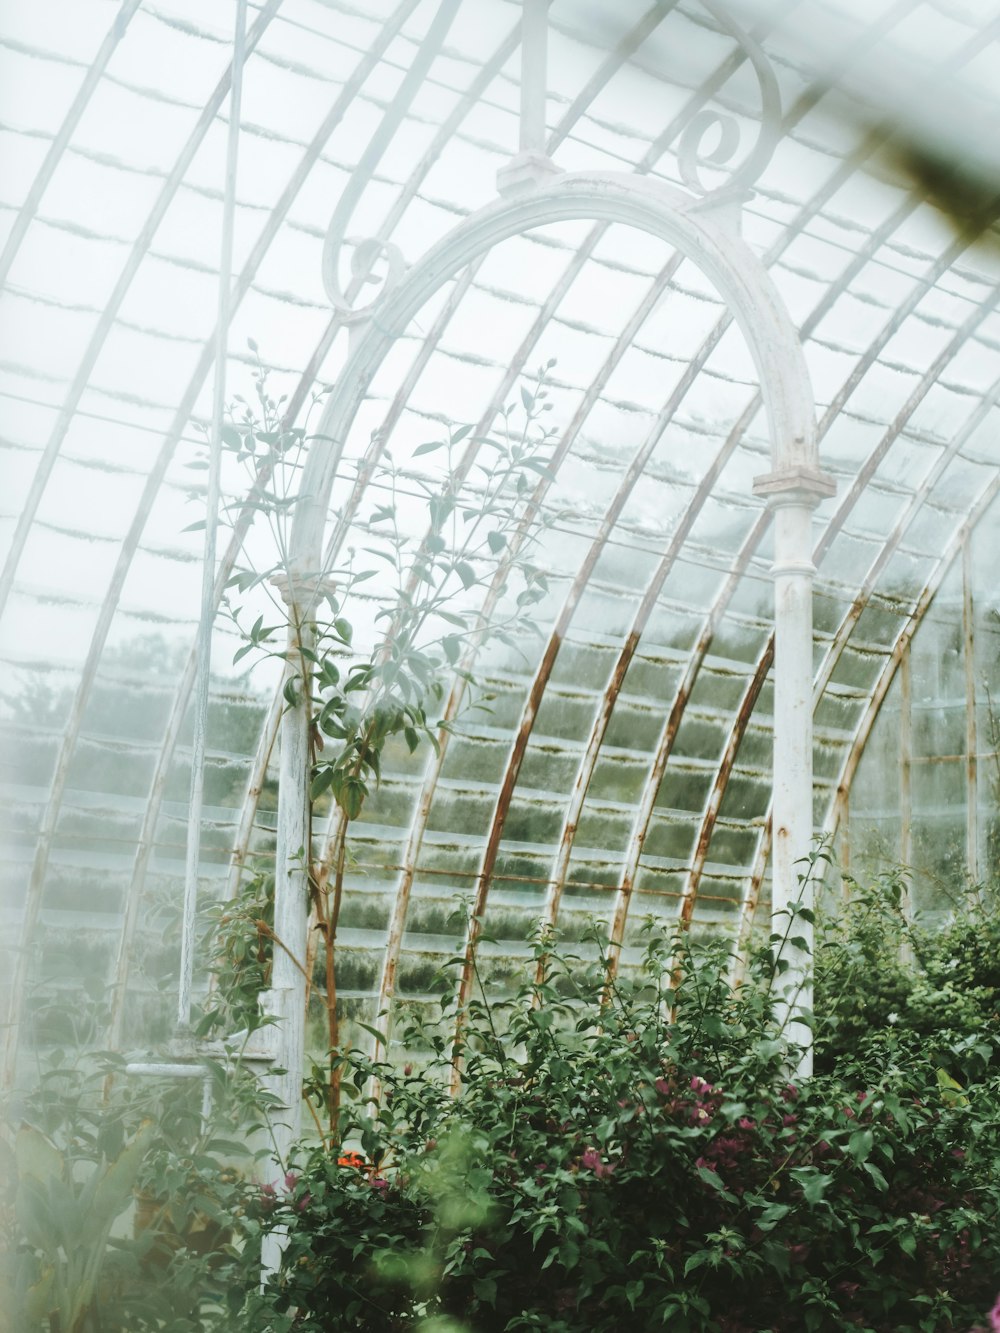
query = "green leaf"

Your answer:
(487, 530), (506, 554)
(521, 458), (557, 481)
(334, 617), (353, 645)
(92, 1121), (154, 1224)
(15, 1125), (62, 1184)
(413, 440), (444, 457)
(339, 776), (367, 820)
(898, 1230), (917, 1258)
(473, 1276), (497, 1304)
(791, 1168), (830, 1205)
(310, 767), (335, 800)
(848, 1128), (873, 1162)
(455, 561), (476, 590)
(862, 1160), (888, 1192)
